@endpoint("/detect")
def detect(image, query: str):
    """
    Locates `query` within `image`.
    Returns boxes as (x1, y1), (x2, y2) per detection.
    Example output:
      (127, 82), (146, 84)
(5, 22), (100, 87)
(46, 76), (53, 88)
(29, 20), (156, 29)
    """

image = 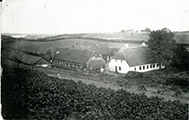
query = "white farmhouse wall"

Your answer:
(109, 59), (130, 74)
(131, 63), (165, 73)
(109, 59), (165, 74)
